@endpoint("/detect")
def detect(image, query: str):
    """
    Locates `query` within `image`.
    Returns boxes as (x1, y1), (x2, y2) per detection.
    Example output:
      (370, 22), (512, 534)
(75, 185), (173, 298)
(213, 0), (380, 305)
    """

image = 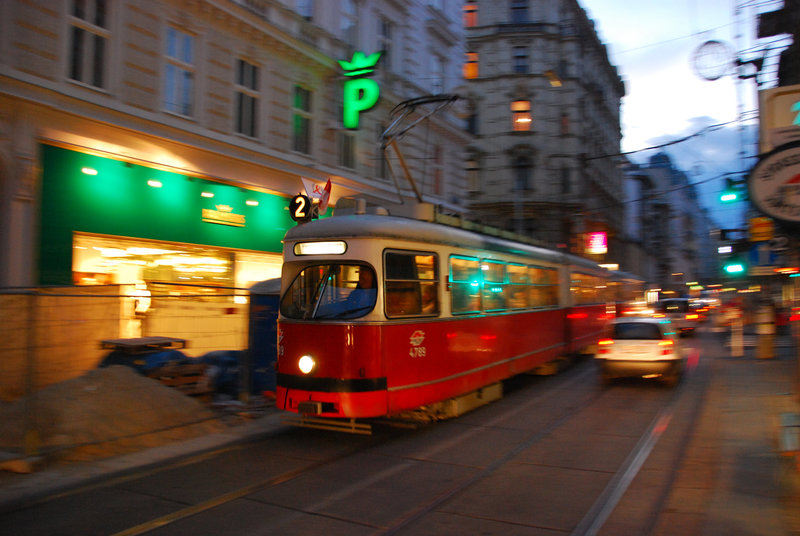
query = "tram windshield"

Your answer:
(280, 263), (377, 320)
